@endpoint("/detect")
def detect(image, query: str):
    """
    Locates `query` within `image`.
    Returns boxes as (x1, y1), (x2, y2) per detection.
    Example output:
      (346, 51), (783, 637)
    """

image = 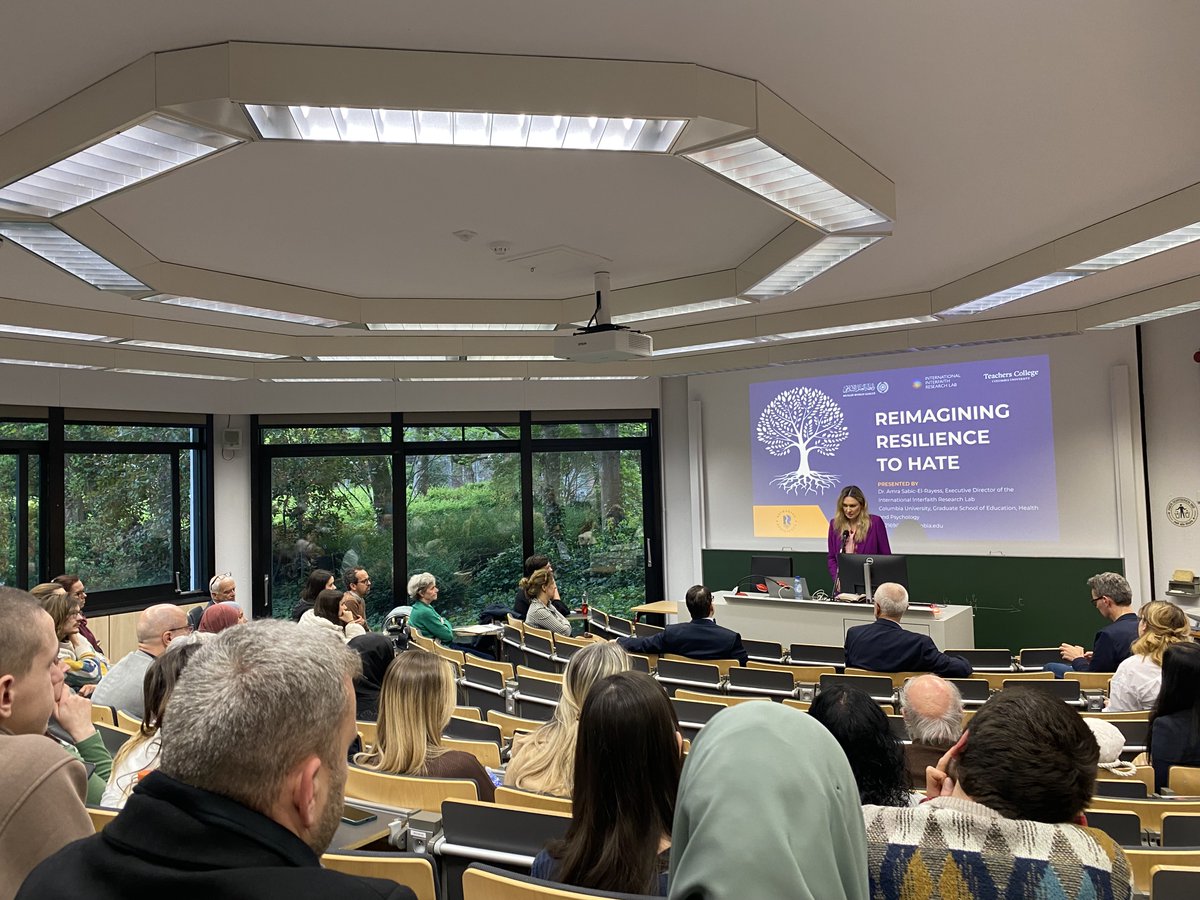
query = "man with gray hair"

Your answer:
(187, 572), (236, 631)
(91, 603), (190, 718)
(1053, 571), (1138, 675)
(899, 674), (964, 787)
(844, 582), (972, 676)
(19, 619), (414, 900)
